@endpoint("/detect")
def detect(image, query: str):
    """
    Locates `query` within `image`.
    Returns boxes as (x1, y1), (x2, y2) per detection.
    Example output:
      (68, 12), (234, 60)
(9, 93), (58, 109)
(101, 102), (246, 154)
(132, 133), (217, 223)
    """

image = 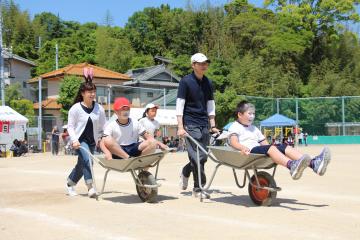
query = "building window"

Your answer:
(147, 92), (153, 97)
(23, 81), (27, 88)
